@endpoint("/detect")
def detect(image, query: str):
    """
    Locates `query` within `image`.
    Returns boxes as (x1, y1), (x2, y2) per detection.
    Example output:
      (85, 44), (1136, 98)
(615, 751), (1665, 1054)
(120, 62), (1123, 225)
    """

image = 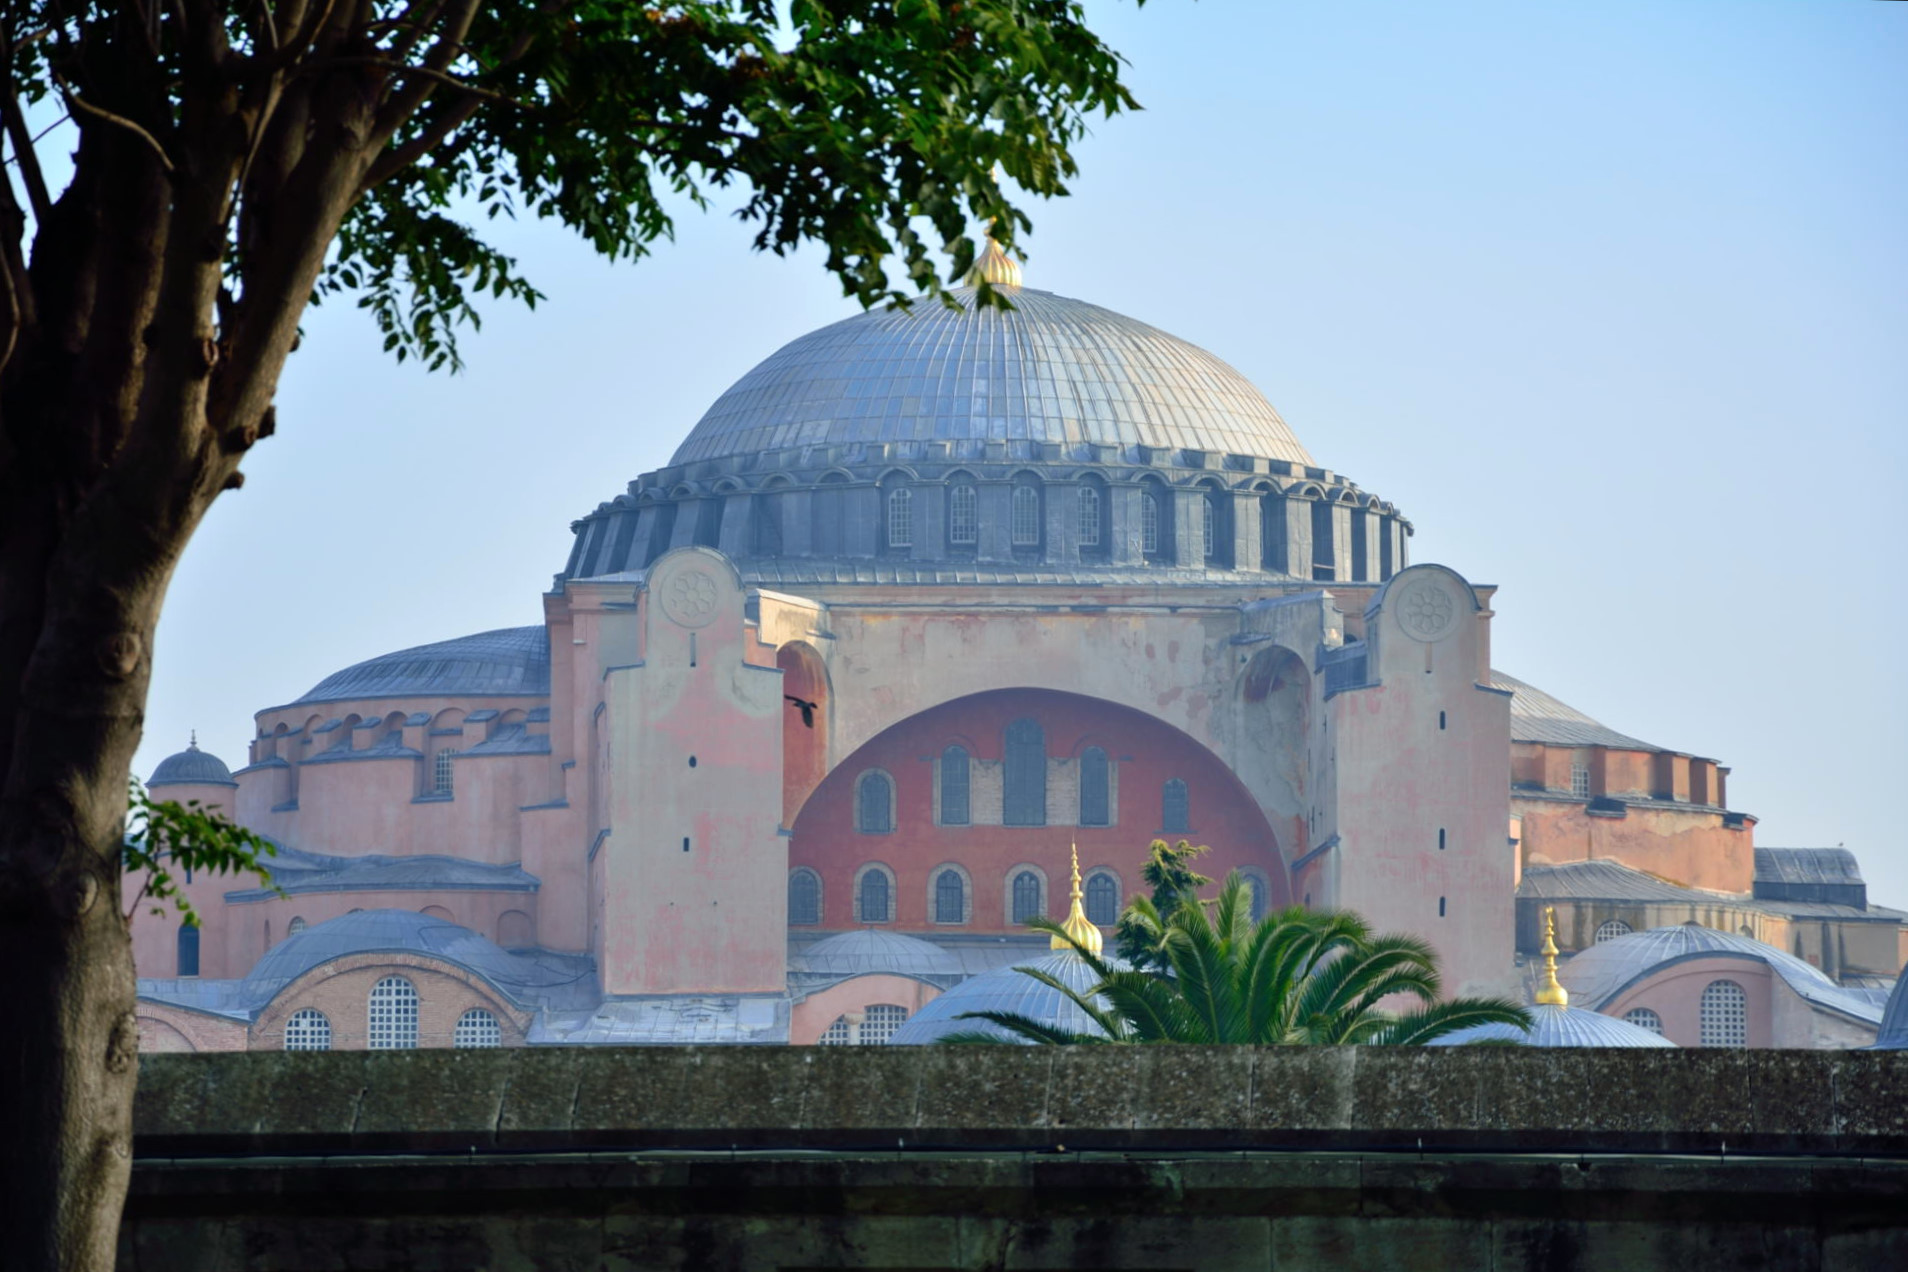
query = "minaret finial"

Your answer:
(1052, 843), (1103, 955)
(964, 232), (1023, 289)
(1535, 906), (1568, 1006)
(189, 729), (198, 749)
